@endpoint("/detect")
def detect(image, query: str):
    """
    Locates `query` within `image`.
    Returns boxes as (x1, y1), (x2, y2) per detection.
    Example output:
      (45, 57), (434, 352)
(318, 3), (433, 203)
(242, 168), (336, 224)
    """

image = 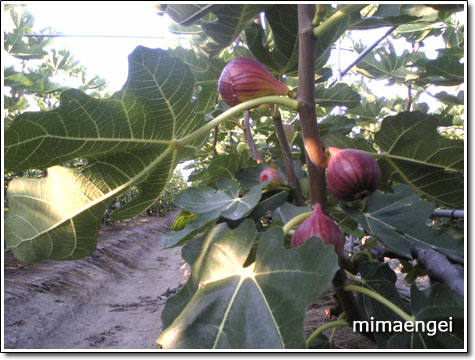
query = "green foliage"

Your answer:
(3, 3), (465, 350)
(158, 221), (339, 348)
